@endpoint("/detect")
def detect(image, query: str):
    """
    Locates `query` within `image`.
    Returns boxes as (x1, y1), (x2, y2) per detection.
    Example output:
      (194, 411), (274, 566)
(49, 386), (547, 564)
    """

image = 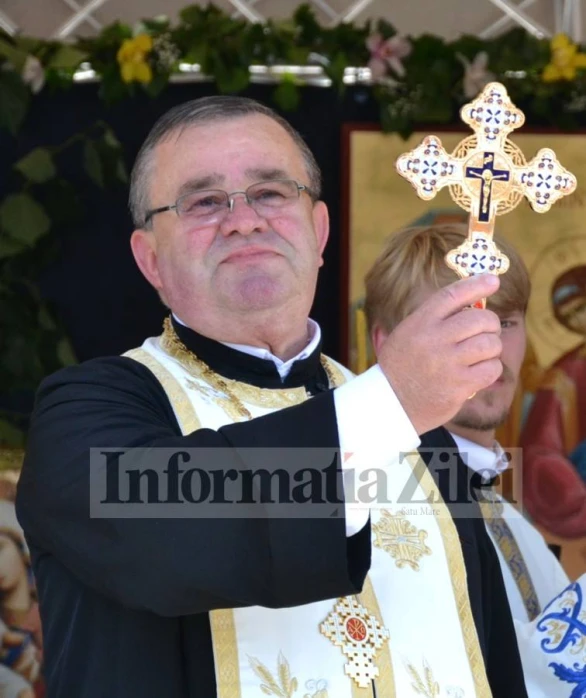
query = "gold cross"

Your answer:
(372, 510), (431, 571)
(396, 82), (577, 282)
(320, 596), (390, 689)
